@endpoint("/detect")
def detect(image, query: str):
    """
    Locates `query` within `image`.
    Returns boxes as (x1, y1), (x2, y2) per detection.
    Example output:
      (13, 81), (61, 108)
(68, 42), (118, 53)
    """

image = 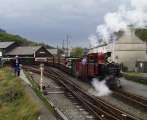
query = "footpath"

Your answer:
(120, 77), (147, 98)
